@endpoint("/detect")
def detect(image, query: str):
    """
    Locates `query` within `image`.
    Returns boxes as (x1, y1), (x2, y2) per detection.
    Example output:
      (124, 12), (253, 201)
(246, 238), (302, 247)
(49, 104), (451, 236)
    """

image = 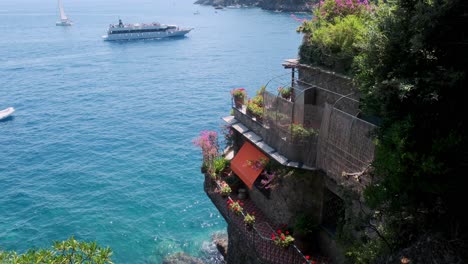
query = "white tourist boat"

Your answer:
(0, 107), (15, 121)
(102, 19), (193, 41)
(56, 0), (72, 26)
